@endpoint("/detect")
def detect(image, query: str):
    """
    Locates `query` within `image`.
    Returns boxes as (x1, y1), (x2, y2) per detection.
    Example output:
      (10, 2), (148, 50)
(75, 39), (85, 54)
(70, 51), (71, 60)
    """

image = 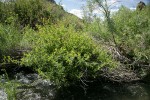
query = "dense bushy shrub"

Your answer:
(21, 25), (117, 86)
